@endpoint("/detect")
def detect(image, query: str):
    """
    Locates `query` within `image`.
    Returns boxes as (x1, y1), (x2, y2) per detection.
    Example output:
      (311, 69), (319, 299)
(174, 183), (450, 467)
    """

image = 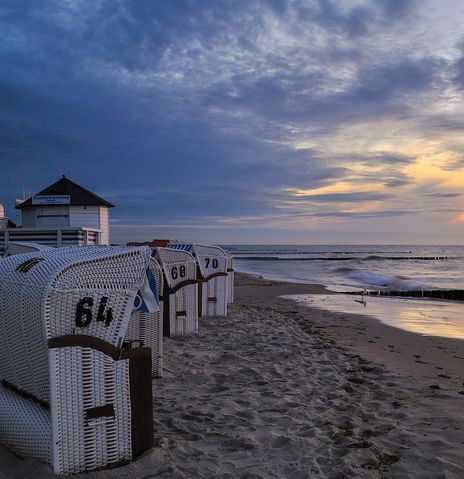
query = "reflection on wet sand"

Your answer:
(285, 294), (464, 340)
